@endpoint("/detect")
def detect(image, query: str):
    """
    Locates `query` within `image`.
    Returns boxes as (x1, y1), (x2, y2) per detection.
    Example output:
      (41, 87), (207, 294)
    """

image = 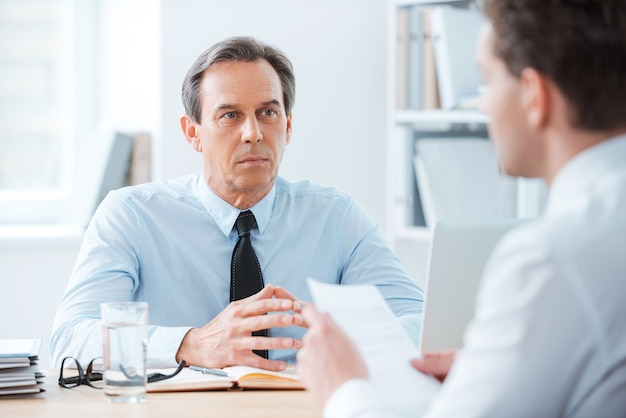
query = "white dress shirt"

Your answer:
(326, 134), (626, 417)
